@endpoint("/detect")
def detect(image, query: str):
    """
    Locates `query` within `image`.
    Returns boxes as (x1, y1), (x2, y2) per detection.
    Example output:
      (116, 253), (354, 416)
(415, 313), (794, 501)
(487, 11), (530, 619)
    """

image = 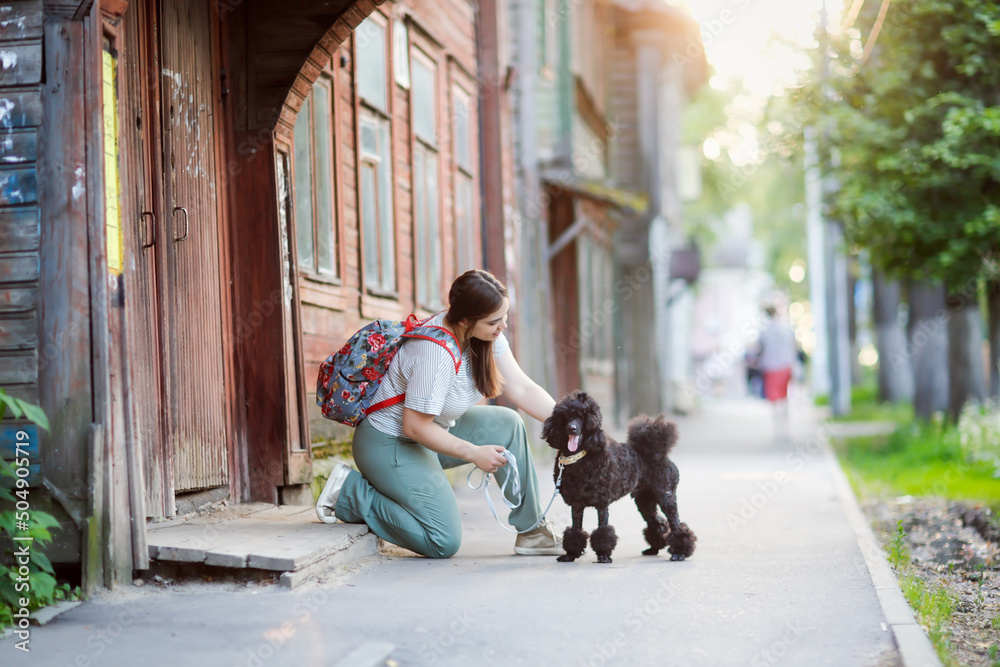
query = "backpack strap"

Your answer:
(403, 326), (461, 372)
(364, 314), (462, 418)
